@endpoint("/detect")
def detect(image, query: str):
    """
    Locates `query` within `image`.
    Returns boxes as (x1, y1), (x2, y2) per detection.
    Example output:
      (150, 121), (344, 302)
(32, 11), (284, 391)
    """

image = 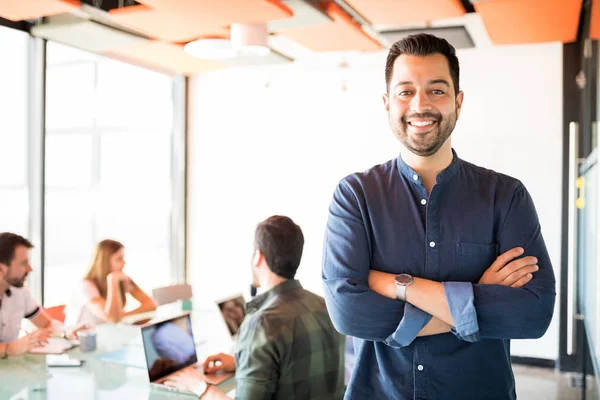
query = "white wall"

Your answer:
(188, 43), (562, 360)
